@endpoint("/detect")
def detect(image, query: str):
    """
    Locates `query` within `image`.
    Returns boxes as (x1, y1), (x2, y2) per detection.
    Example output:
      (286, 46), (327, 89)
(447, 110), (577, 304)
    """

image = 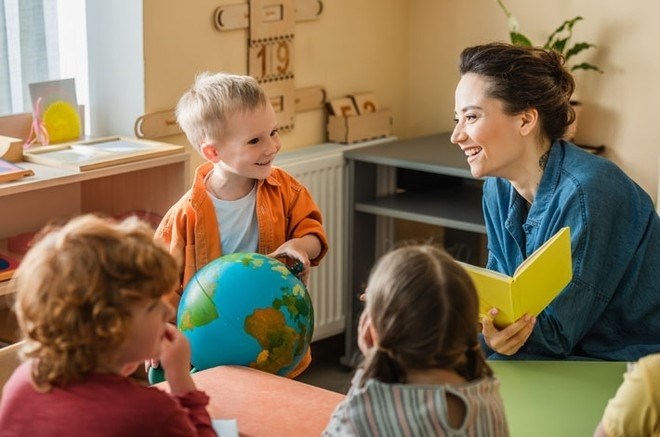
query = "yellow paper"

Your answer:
(459, 227), (572, 328)
(42, 100), (81, 143)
